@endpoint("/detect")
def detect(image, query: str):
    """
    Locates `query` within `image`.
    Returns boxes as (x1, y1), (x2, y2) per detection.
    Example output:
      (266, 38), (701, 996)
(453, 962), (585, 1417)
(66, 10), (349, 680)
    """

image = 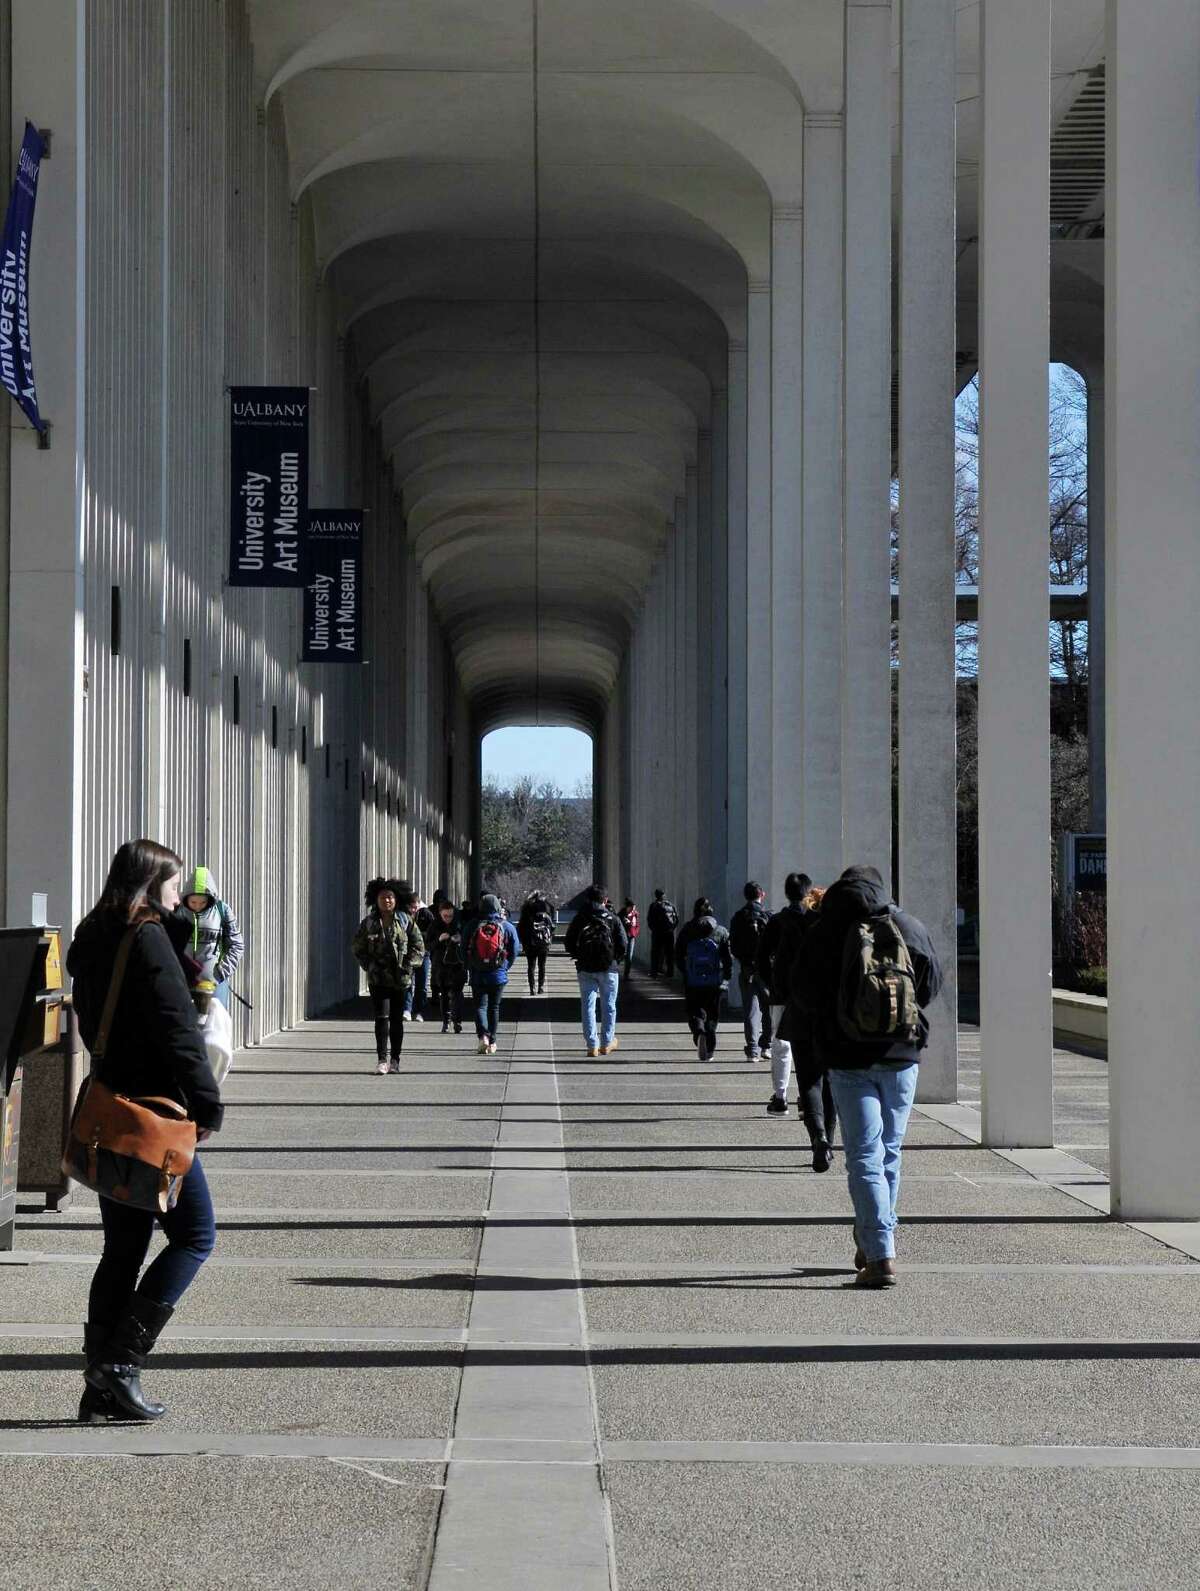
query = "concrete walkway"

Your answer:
(3, 944), (1200, 1588)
